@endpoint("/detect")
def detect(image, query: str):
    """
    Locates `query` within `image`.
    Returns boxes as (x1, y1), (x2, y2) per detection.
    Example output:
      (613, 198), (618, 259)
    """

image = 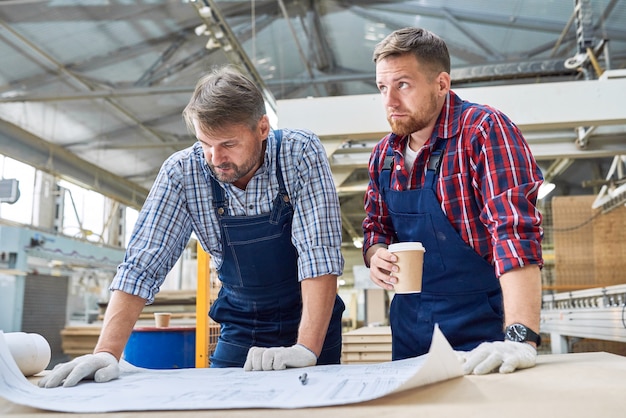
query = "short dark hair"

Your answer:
(373, 27), (451, 75)
(183, 65), (266, 135)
